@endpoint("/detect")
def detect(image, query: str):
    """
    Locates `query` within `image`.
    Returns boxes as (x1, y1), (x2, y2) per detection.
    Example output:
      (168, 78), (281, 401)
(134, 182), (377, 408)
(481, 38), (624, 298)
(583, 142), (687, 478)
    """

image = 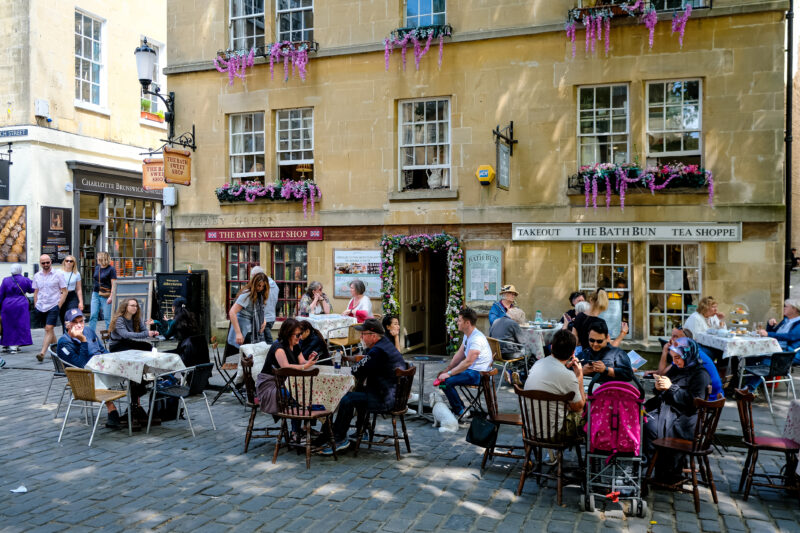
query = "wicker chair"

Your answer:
(488, 337), (527, 394)
(479, 369), (524, 473)
(353, 365), (416, 460)
(272, 367), (338, 469)
(242, 355), (282, 453)
(58, 368), (127, 447)
(327, 325), (362, 357)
